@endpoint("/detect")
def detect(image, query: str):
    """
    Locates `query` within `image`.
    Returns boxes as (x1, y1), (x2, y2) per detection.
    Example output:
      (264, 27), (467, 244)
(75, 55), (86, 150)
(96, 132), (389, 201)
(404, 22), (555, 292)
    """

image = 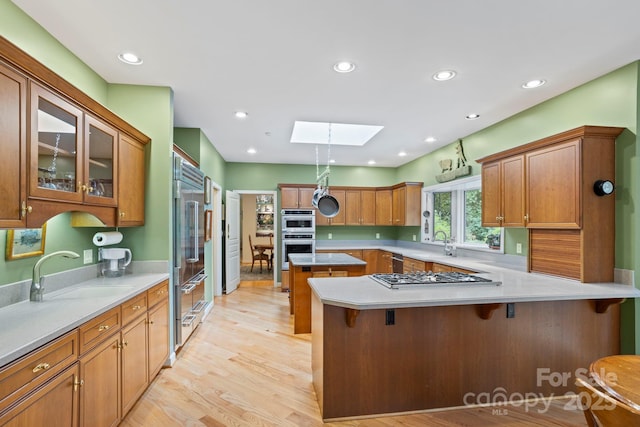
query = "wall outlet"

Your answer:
(516, 243), (522, 254)
(328, 233), (332, 240)
(412, 234), (417, 241)
(375, 233), (380, 239)
(83, 249), (93, 264)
